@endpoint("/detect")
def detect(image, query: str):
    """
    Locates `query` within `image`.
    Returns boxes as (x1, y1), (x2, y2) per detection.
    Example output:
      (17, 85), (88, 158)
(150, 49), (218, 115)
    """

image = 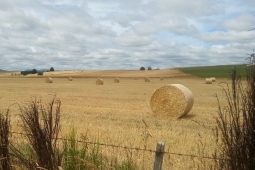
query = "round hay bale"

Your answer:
(96, 78), (104, 85)
(134, 77), (138, 80)
(114, 77), (120, 83)
(68, 77), (73, 81)
(205, 78), (212, 84)
(45, 77), (53, 83)
(150, 84), (194, 120)
(144, 77), (150, 82)
(210, 77), (216, 82)
(160, 77), (164, 81)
